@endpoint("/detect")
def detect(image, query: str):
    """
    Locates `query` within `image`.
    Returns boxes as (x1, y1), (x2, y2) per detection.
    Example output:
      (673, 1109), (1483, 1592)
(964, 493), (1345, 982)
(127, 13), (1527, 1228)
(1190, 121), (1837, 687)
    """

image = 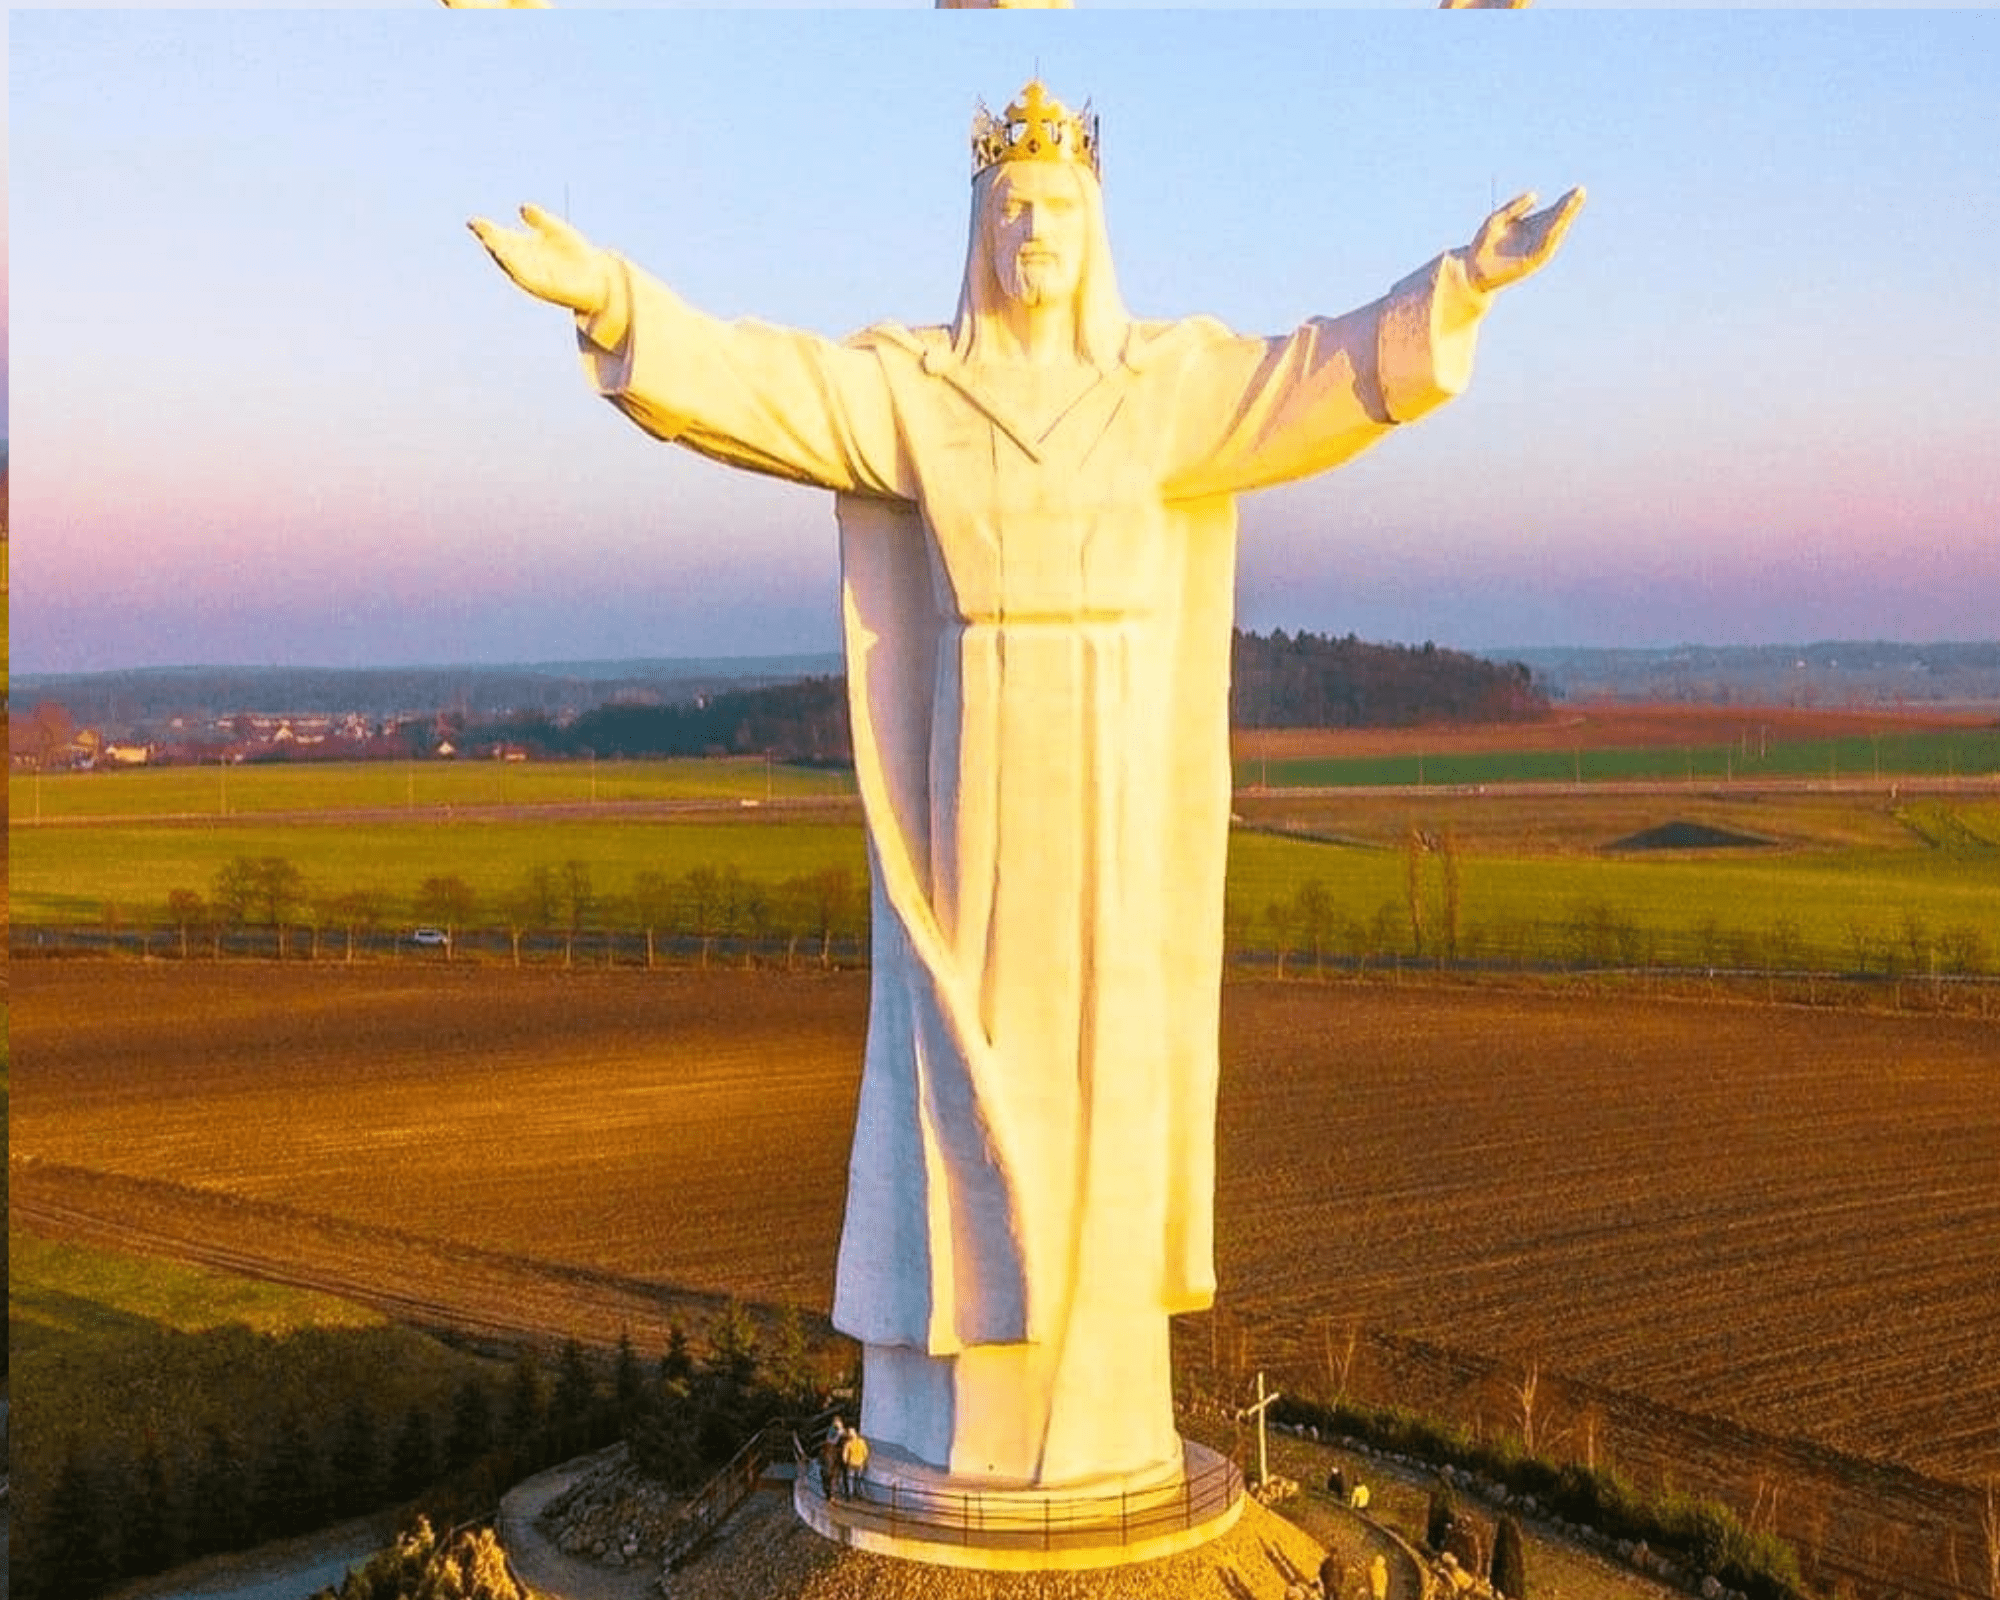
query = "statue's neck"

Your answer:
(982, 300), (1083, 370)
